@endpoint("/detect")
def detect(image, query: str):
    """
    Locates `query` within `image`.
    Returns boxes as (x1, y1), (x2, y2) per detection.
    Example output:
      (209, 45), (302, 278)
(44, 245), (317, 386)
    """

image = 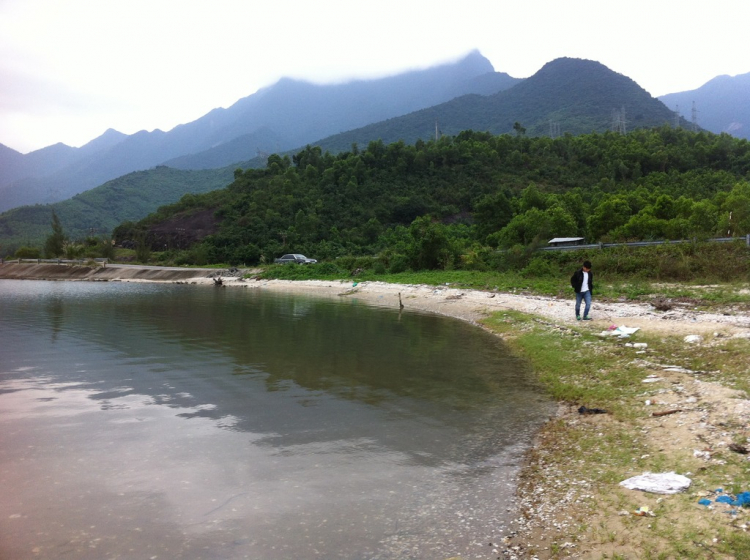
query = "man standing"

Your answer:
(570, 260), (593, 320)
